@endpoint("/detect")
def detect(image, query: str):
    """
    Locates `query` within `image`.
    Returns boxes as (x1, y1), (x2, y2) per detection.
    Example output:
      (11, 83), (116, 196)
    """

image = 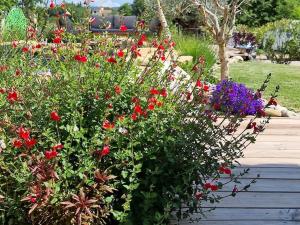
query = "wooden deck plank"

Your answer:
(176, 208), (300, 221)
(232, 167), (300, 179)
(177, 221), (300, 225)
(200, 192), (300, 208)
(237, 158), (300, 167)
(219, 178), (300, 192)
(246, 142), (300, 150)
(244, 150), (300, 158)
